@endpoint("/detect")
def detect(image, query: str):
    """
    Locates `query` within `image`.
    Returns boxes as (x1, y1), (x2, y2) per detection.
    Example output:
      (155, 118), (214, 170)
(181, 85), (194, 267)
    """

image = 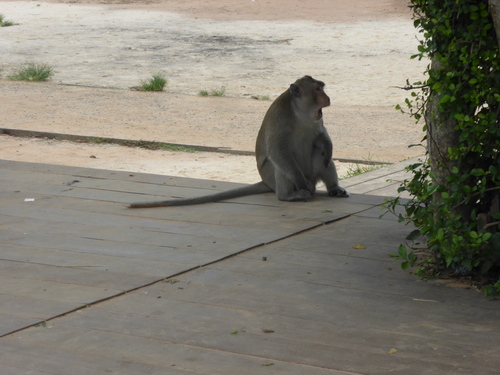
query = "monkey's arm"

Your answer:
(314, 132), (333, 167)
